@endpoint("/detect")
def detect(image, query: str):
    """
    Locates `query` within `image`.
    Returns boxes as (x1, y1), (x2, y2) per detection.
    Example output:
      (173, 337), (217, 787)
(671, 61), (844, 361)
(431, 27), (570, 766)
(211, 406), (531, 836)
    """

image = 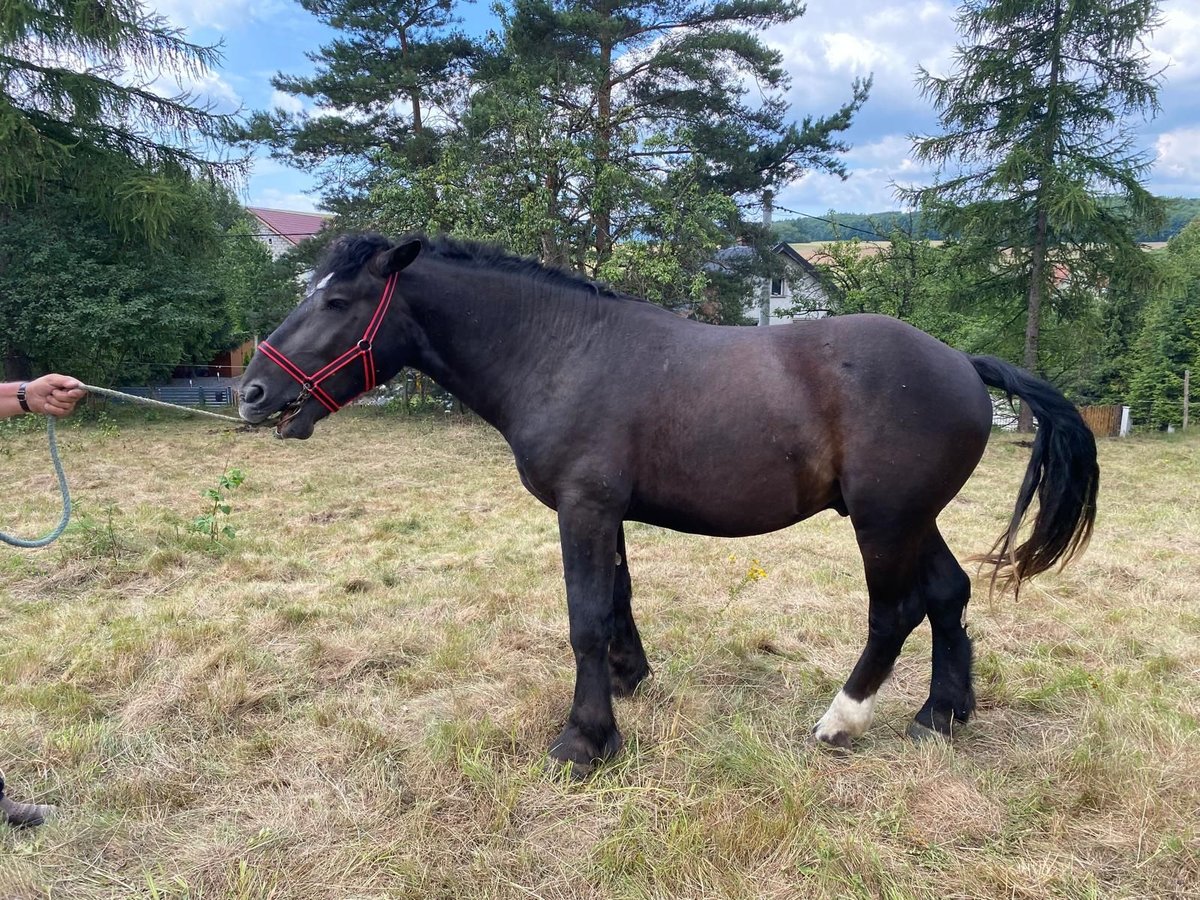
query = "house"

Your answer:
(708, 242), (834, 325)
(246, 206), (331, 260)
(172, 207), (330, 385)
